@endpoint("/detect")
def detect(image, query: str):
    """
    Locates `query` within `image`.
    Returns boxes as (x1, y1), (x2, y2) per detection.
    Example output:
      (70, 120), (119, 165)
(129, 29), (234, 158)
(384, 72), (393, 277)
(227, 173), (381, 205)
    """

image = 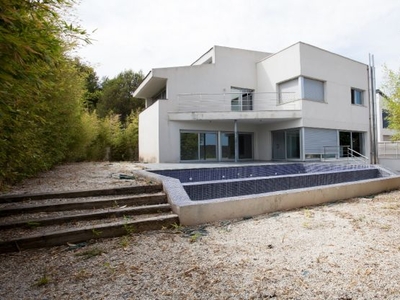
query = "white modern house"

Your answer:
(133, 42), (372, 163)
